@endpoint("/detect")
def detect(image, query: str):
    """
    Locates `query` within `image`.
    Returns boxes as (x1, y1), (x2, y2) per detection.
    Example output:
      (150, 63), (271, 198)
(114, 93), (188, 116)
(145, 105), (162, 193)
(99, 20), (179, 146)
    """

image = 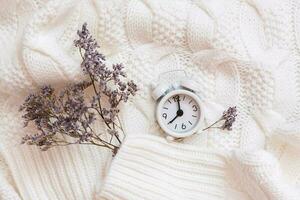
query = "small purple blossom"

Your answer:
(220, 106), (237, 131)
(202, 106), (238, 131)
